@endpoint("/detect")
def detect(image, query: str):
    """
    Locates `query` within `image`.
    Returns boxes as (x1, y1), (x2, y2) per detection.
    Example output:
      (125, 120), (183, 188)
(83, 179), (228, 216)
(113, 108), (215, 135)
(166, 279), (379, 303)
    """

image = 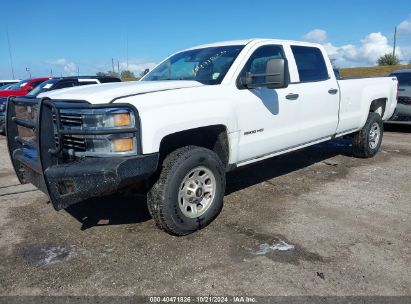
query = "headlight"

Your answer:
(60, 107), (138, 157)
